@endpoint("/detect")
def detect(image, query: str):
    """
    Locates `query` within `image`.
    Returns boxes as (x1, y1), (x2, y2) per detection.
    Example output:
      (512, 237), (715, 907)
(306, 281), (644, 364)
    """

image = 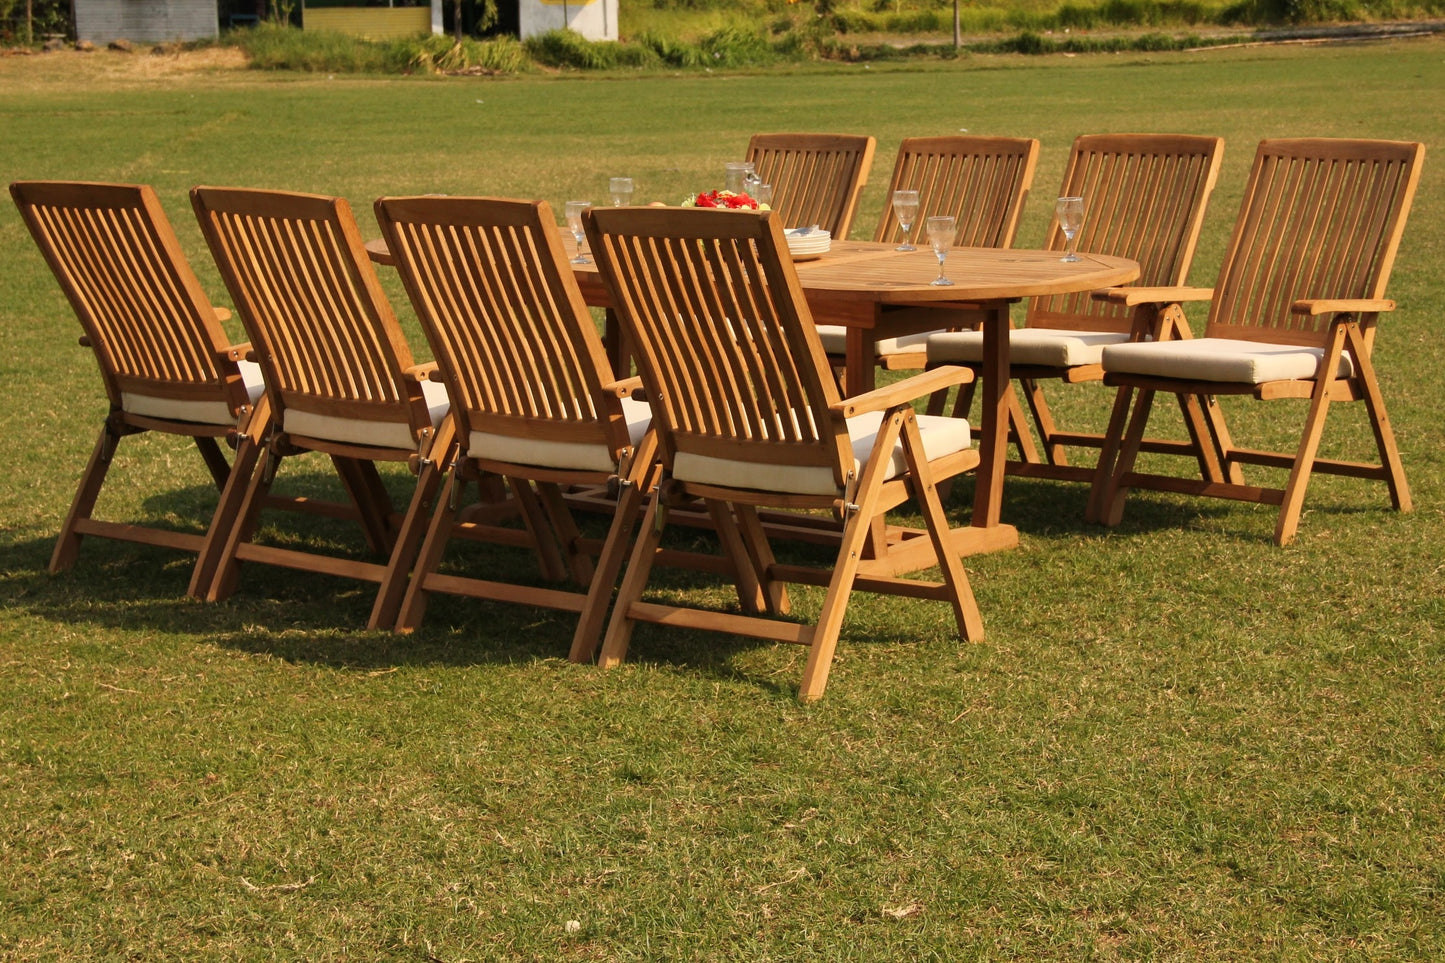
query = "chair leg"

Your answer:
(195, 436), (232, 489)
(1020, 377), (1066, 466)
(332, 455), (395, 555)
(707, 500), (767, 616)
(568, 472), (650, 663)
(1098, 386), (1158, 527)
(206, 445), (280, 601)
(188, 433), (262, 599)
(1351, 327), (1413, 514)
(597, 496), (667, 670)
(369, 456), (447, 630)
(901, 412), (983, 641)
(509, 477), (568, 582)
(394, 471), (461, 633)
(537, 481), (595, 587)
(1005, 382), (1041, 464)
(1174, 392), (1231, 486)
(50, 426), (118, 573)
(797, 409), (903, 703)
(734, 504), (790, 617)
(1086, 384), (1136, 524)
